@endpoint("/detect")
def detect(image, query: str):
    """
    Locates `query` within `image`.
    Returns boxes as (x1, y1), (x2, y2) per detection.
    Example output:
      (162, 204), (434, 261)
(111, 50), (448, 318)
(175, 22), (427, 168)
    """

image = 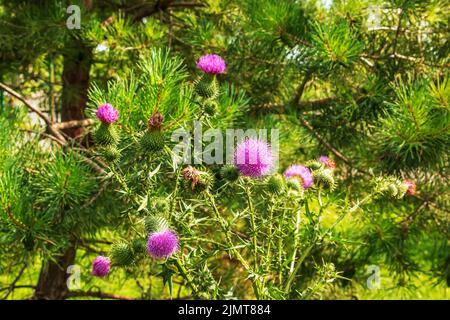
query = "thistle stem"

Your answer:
(284, 194), (374, 294)
(243, 183), (258, 270)
(207, 192), (262, 299)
